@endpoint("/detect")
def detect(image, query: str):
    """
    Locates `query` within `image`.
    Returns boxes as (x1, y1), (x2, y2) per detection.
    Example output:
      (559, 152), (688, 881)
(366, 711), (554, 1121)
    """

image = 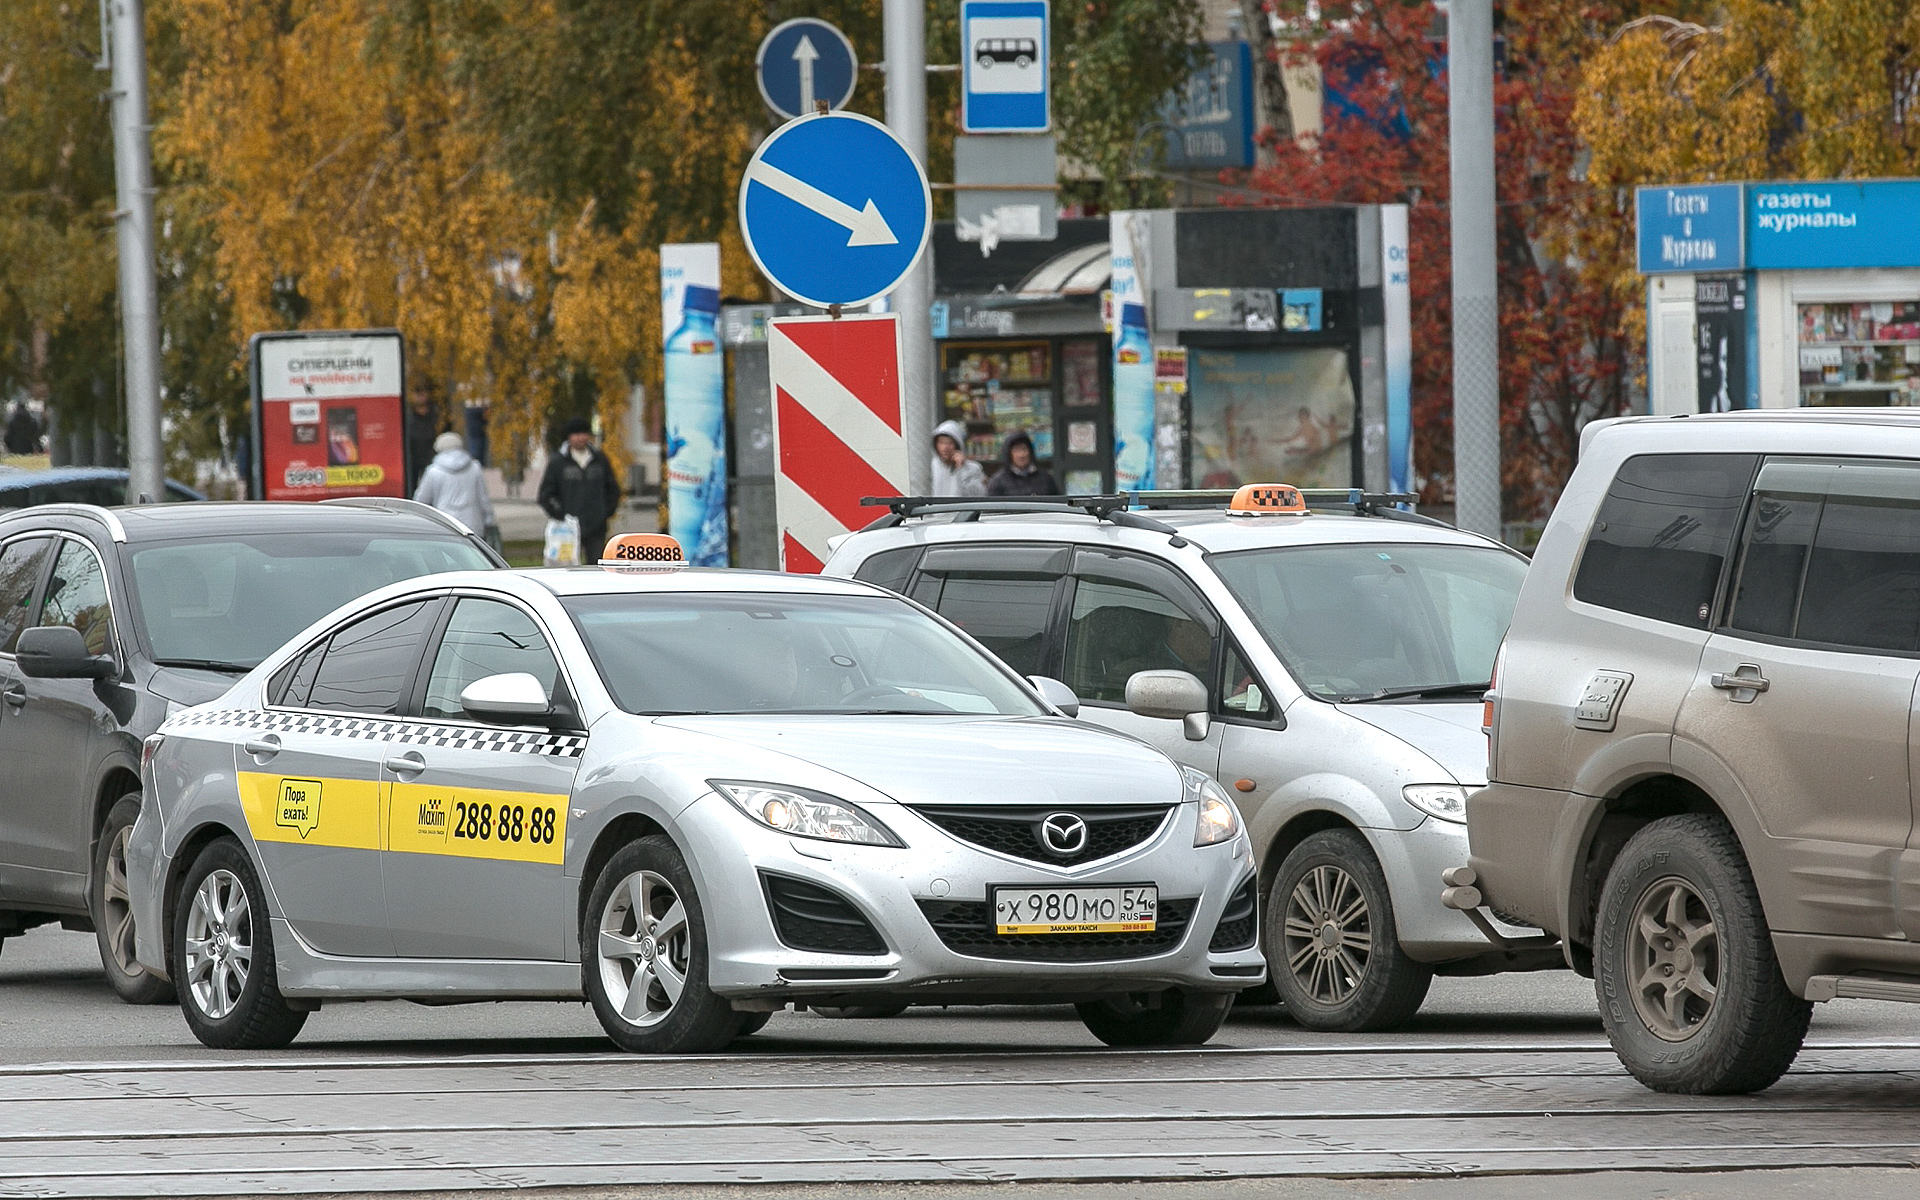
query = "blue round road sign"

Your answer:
(738, 112), (932, 310)
(756, 19), (858, 121)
